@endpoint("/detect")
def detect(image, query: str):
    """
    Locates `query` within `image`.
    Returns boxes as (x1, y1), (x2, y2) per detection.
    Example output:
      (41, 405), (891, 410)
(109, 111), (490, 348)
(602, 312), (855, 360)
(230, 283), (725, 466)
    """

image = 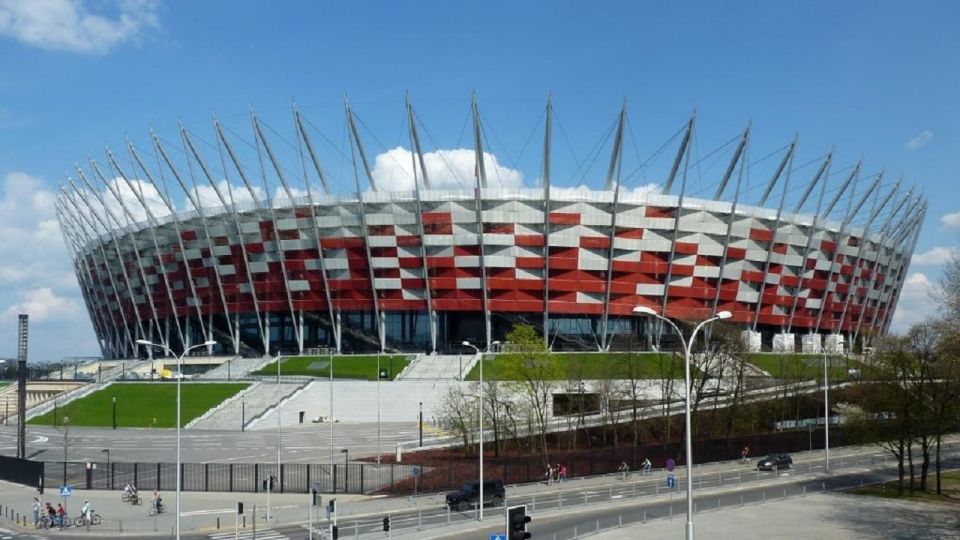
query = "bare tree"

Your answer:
(437, 384), (478, 458)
